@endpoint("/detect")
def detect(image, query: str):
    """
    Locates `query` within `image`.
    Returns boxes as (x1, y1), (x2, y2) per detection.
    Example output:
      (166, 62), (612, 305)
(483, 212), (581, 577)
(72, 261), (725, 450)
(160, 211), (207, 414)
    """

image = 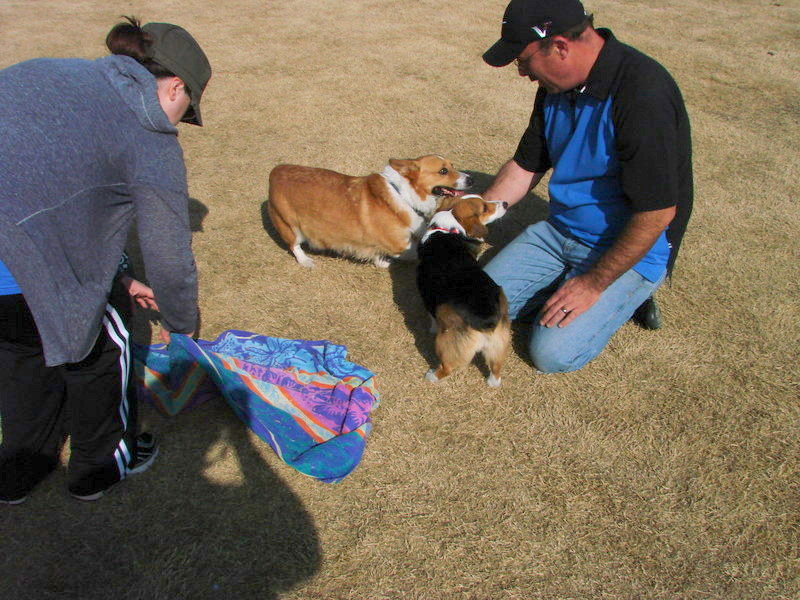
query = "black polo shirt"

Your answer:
(513, 29), (693, 276)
